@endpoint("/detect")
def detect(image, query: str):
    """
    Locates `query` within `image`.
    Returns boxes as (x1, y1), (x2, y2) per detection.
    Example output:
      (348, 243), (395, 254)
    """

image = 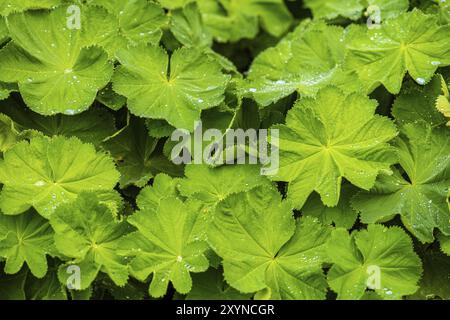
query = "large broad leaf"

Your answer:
(208, 186), (331, 300)
(26, 269), (67, 300)
(352, 123), (450, 243)
(0, 211), (54, 278)
(302, 184), (359, 229)
(170, 2), (212, 49)
(439, 233), (450, 256)
(0, 113), (20, 152)
(0, 268), (27, 299)
(0, 6), (113, 115)
(197, 0), (292, 42)
(271, 86), (397, 209)
(93, 0), (168, 53)
(0, 136), (120, 217)
(186, 268), (252, 300)
(408, 248), (450, 300)
(123, 196), (209, 297)
(345, 9), (450, 94)
(0, 0), (61, 16)
(103, 117), (159, 188)
(327, 225), (422, 300)
(392, 75), (448, 128)
(246, 22), (361, 107)
(178, 164), (271, 211)
(304, 0), (363, 20)
(435, 75), (450, 126)
(50, 193), (130, 290)
(113, 45), (230, 130)
(304, 0), (408, 21)
(0, 99), (116, 146)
